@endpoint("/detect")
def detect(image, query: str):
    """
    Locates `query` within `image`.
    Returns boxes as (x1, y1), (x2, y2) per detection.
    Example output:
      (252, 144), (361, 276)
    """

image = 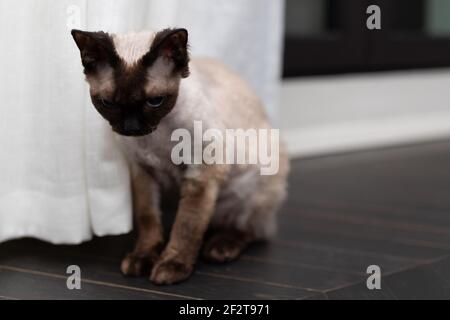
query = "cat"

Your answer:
(72, 28), (289, 285)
